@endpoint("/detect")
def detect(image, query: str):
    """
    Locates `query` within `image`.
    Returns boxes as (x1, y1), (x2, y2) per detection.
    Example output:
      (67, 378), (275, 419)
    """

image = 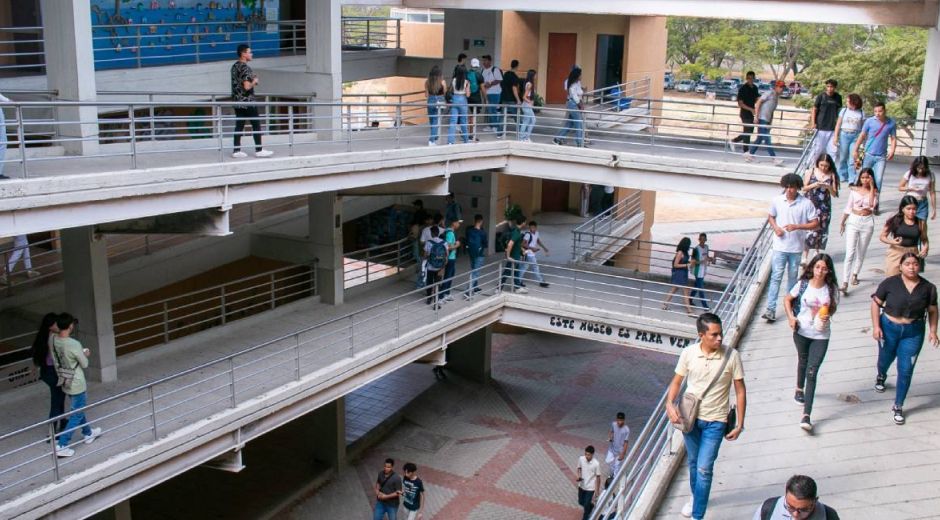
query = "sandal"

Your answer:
(851, 275), (860, 286)
(840, 282), (848, 294)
